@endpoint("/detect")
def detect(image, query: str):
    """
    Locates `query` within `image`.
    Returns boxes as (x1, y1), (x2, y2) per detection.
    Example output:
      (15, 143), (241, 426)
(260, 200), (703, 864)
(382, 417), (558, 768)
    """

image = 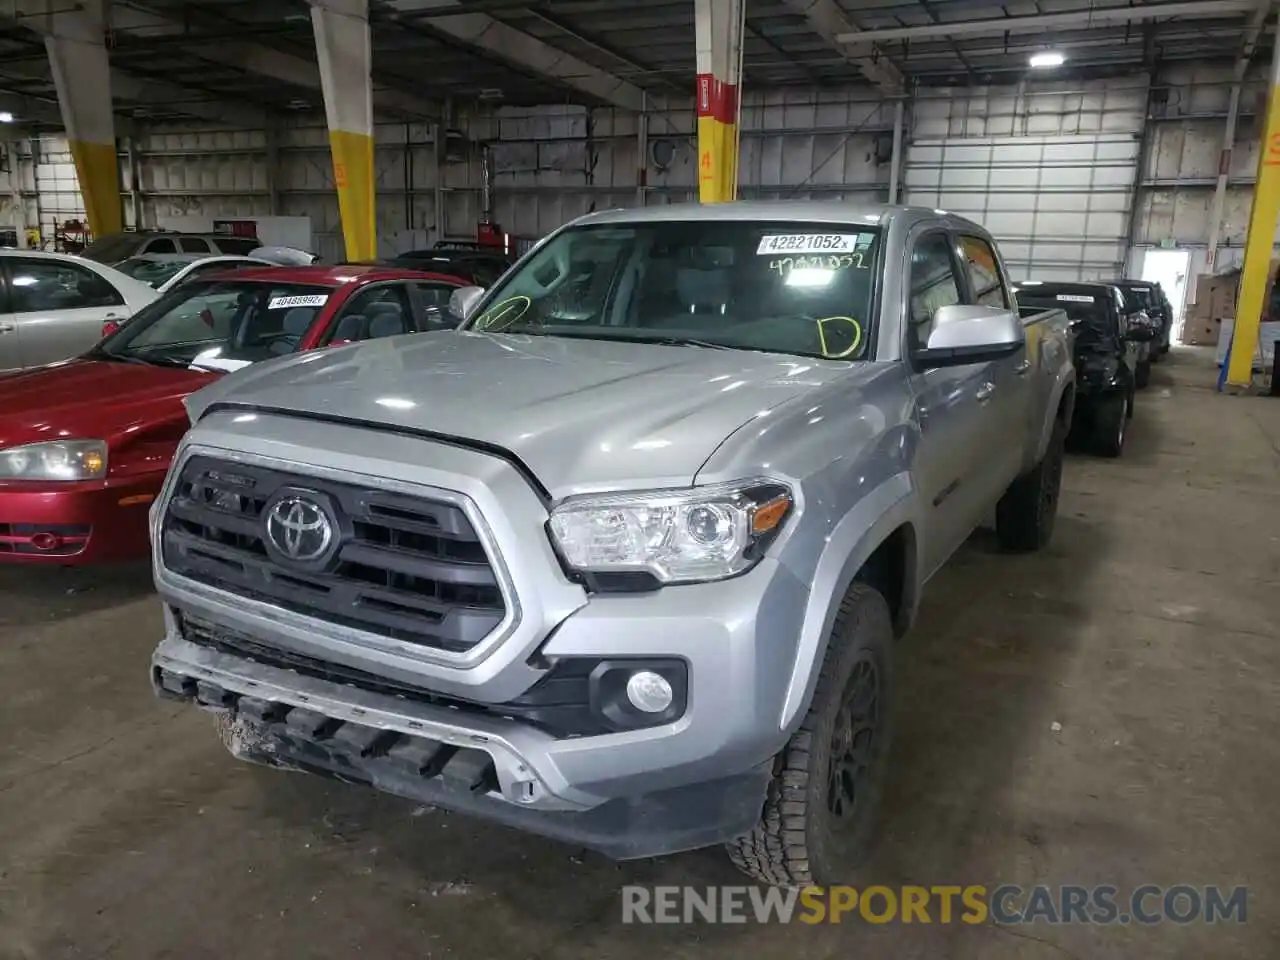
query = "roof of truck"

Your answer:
(570, 201), (972, 229)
